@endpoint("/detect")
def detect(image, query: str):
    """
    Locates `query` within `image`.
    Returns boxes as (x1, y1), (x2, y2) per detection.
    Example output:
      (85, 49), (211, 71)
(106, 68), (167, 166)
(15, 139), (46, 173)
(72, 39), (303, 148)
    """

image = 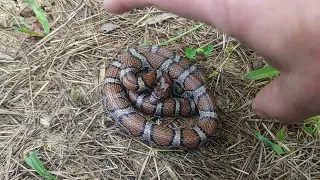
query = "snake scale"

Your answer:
(102, 45), (217, 149)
